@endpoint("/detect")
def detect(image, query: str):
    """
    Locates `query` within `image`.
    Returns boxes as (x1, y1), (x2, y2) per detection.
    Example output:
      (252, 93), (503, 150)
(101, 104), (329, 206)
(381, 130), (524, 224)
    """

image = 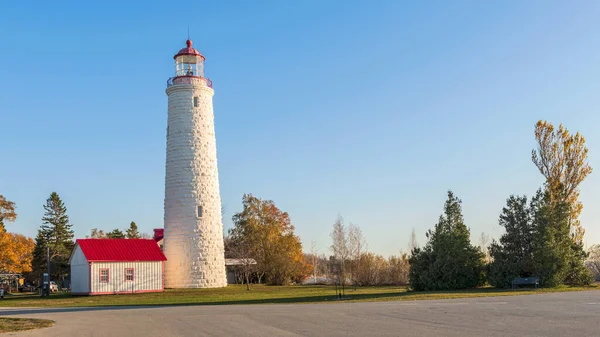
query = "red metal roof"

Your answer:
(76, 239), (167, 262)
(153, 228), (164, 242)
(174, 39), (205, 60)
